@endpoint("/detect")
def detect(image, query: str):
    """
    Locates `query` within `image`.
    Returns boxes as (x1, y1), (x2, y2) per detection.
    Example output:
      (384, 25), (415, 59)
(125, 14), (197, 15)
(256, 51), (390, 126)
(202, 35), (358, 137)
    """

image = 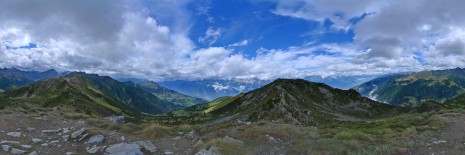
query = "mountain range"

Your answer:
(170, 79), (395, 125)
(355, 68), (465, 106)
